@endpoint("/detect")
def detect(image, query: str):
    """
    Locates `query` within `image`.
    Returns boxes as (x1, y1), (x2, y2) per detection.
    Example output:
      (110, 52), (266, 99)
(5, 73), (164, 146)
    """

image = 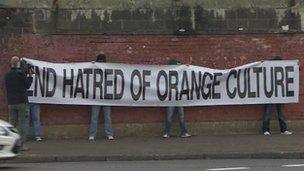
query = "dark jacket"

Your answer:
(5, 68), (33, 105)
